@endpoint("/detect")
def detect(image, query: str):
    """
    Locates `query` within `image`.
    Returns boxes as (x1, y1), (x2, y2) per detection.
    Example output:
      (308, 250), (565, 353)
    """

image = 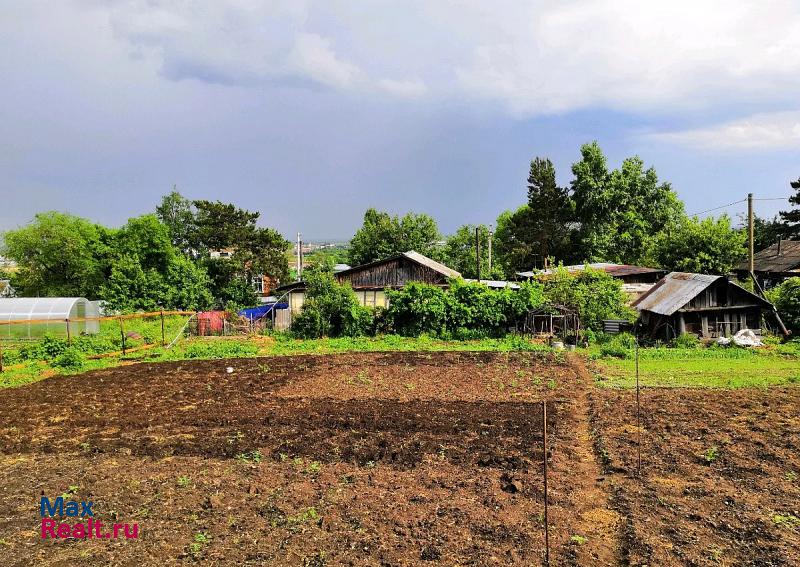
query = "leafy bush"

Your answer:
(671, 333), (701, 349)
(291, 266), (375, 339)
(39, 335), (70, 359)
(598, 333), (635, 359)
(385, 282), (452, 337)
(599, 342), (630, 359)
(51, 347), (86, 371)
(15, 335), (69, 362)
(71, 335), (119, 355)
